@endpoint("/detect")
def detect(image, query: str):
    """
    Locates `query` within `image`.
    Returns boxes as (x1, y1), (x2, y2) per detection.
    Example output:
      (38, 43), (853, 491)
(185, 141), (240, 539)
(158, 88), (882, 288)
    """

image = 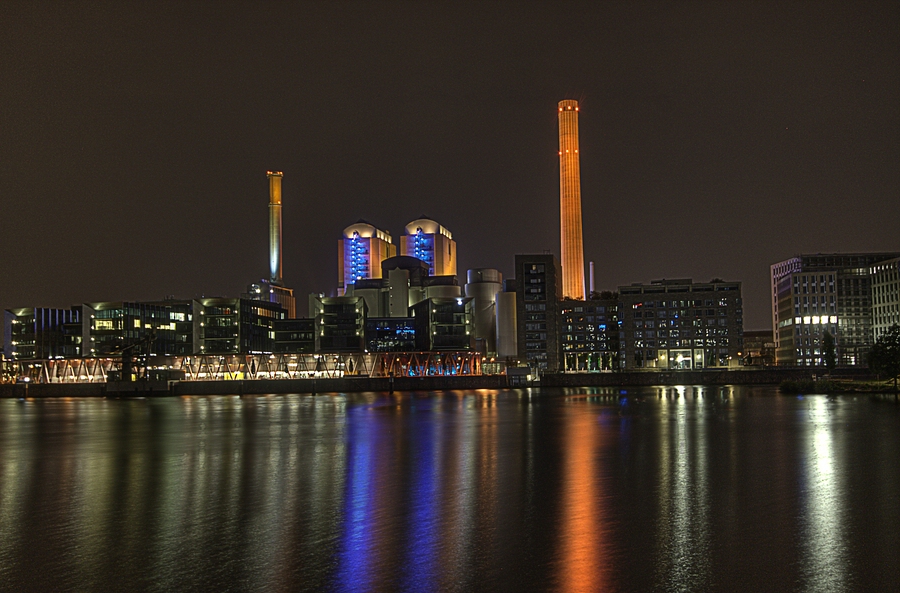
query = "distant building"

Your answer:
(515, 254), (562, 373)
(338, 220), (396, 296)
(194, 298), (284, 355)
(365, 317), (417, 352)
(400, 216), (457, 277)
(742, 329), (775, 366)
(4, 307), (81, 360)
(771, 252), (900, 365)
(871, 256), (900, 342)
(346, 256), (461, 318)
(559, 297), (619, 372)
(411, 297), (474, 351)
(273, 318), (315, 353)
(465, 269), (502, 354)
(618, 279), (743, 370)
(310, 294), (367, 352)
